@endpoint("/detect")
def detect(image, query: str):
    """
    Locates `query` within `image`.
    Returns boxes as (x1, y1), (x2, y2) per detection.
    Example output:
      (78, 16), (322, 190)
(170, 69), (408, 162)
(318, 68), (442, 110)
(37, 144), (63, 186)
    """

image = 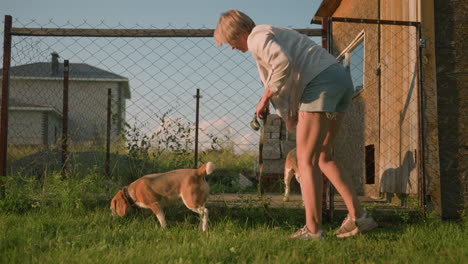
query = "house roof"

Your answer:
(311, 0), (342, 24)
(9, 62), (126, 79)
(5, 62), (131, 99)
(9, 98), (63, 117)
